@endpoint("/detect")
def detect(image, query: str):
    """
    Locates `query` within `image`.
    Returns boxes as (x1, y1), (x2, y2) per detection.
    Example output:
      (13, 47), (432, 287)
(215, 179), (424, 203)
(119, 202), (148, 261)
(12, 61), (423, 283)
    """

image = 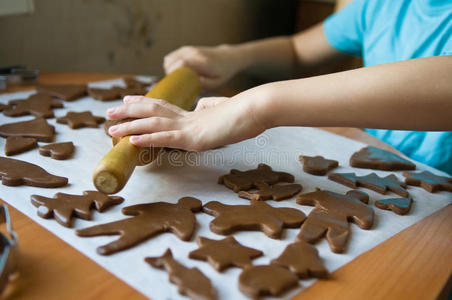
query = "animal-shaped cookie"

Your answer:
(189, 236), (263, 272)
(0, 117), (55, 142)
(403, 170), (452, 193)
(328, 172), (409, 197)
(218, 163), (294, 192)
(37, 84), (87, 101)
(271, 241), (328, 279)
(56, 111), (105, 129)
(5, 136), (37, 156)
(39, 142), (75, 160)
(296, 189), (374, 253)
(202, 200), (305, 239)
(0, 156), (68, 188)
(3, 93), (63, 118)
(238, 182), (302, 201)
(31, 191), (124, 227)
(145, 249), (216, 300)
(239, 265), (298, 298)
(76, 197), (202, 255)
(375, 197), (413, 215)
(350, 146), (416, 171)
(299, 155), (338, 176)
